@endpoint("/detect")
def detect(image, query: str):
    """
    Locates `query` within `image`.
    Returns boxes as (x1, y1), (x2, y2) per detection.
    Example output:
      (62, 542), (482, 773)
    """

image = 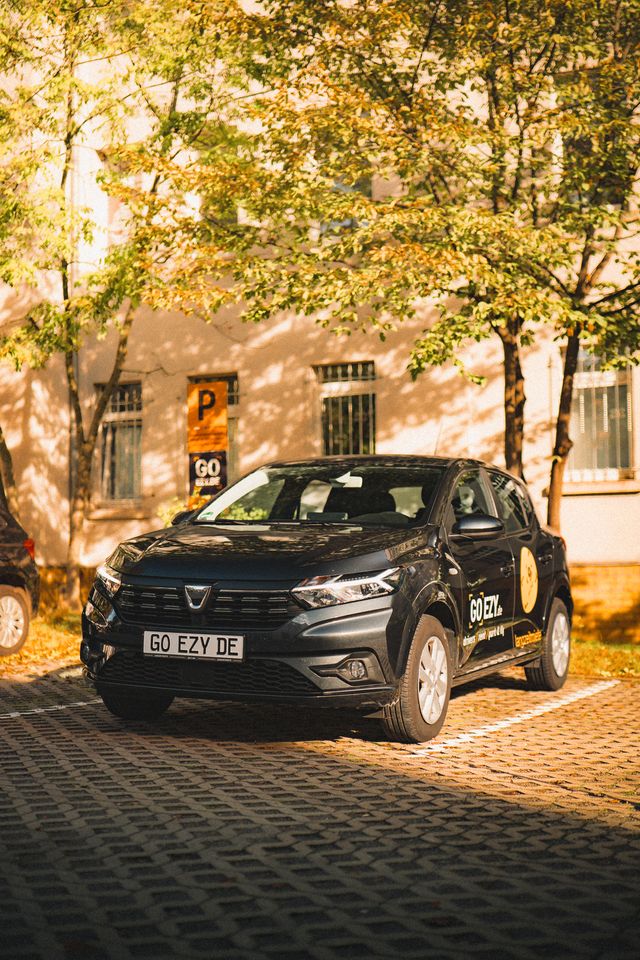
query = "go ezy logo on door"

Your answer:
(468, 592), (503, 627)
